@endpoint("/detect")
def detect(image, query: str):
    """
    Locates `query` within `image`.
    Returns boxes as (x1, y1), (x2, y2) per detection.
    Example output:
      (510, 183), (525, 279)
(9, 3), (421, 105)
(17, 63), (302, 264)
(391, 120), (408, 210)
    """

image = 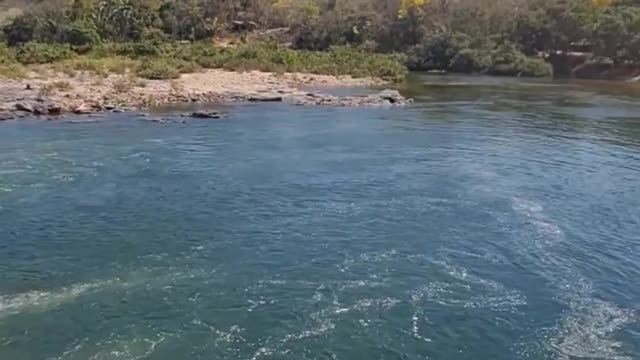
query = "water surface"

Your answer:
(1, 75), (639, 359)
